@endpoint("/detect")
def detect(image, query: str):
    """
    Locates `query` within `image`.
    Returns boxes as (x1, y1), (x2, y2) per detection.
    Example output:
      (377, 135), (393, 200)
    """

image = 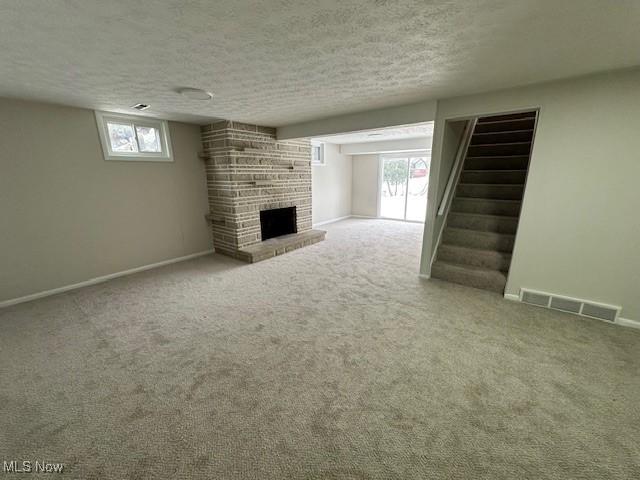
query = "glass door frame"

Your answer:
(377, 150), (431, 223)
